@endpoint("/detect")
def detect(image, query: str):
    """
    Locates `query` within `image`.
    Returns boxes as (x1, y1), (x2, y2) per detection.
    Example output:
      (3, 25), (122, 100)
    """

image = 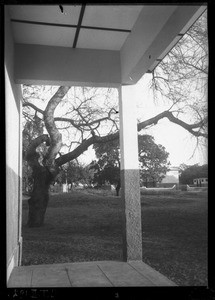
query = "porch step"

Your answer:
(8, 260), (177, 287)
